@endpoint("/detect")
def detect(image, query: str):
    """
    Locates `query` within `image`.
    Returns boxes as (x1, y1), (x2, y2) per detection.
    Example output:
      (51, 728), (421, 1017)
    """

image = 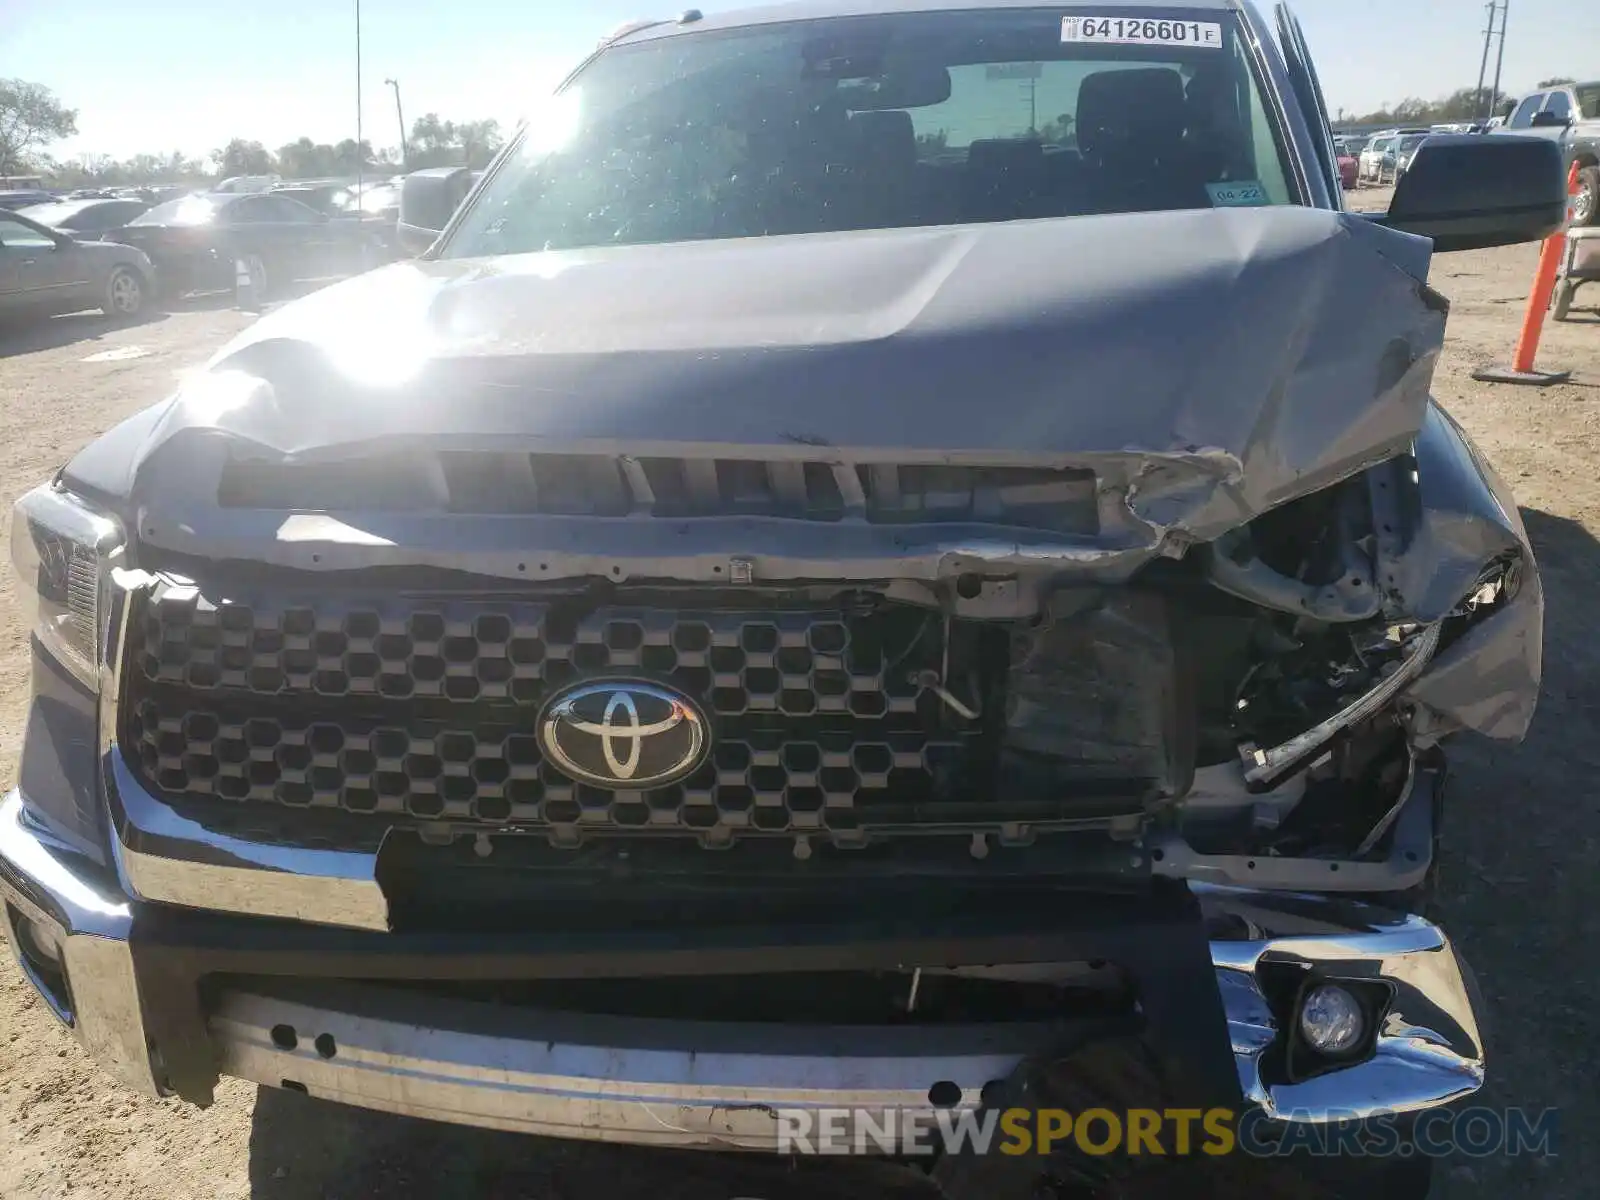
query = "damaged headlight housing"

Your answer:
(11, 483), (124, 689)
